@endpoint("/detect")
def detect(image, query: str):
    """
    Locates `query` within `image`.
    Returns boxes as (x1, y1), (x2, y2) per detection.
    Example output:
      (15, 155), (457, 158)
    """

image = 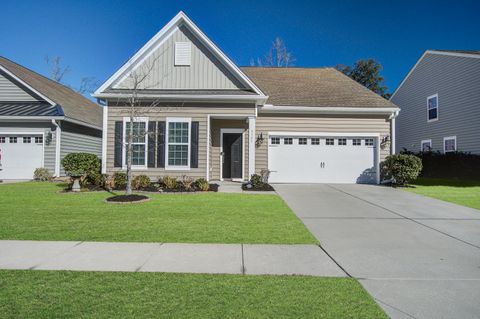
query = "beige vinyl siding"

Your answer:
(255, 113), (392, 174)
(114, 25), (245, 90)
(106, 104), (255, 180)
